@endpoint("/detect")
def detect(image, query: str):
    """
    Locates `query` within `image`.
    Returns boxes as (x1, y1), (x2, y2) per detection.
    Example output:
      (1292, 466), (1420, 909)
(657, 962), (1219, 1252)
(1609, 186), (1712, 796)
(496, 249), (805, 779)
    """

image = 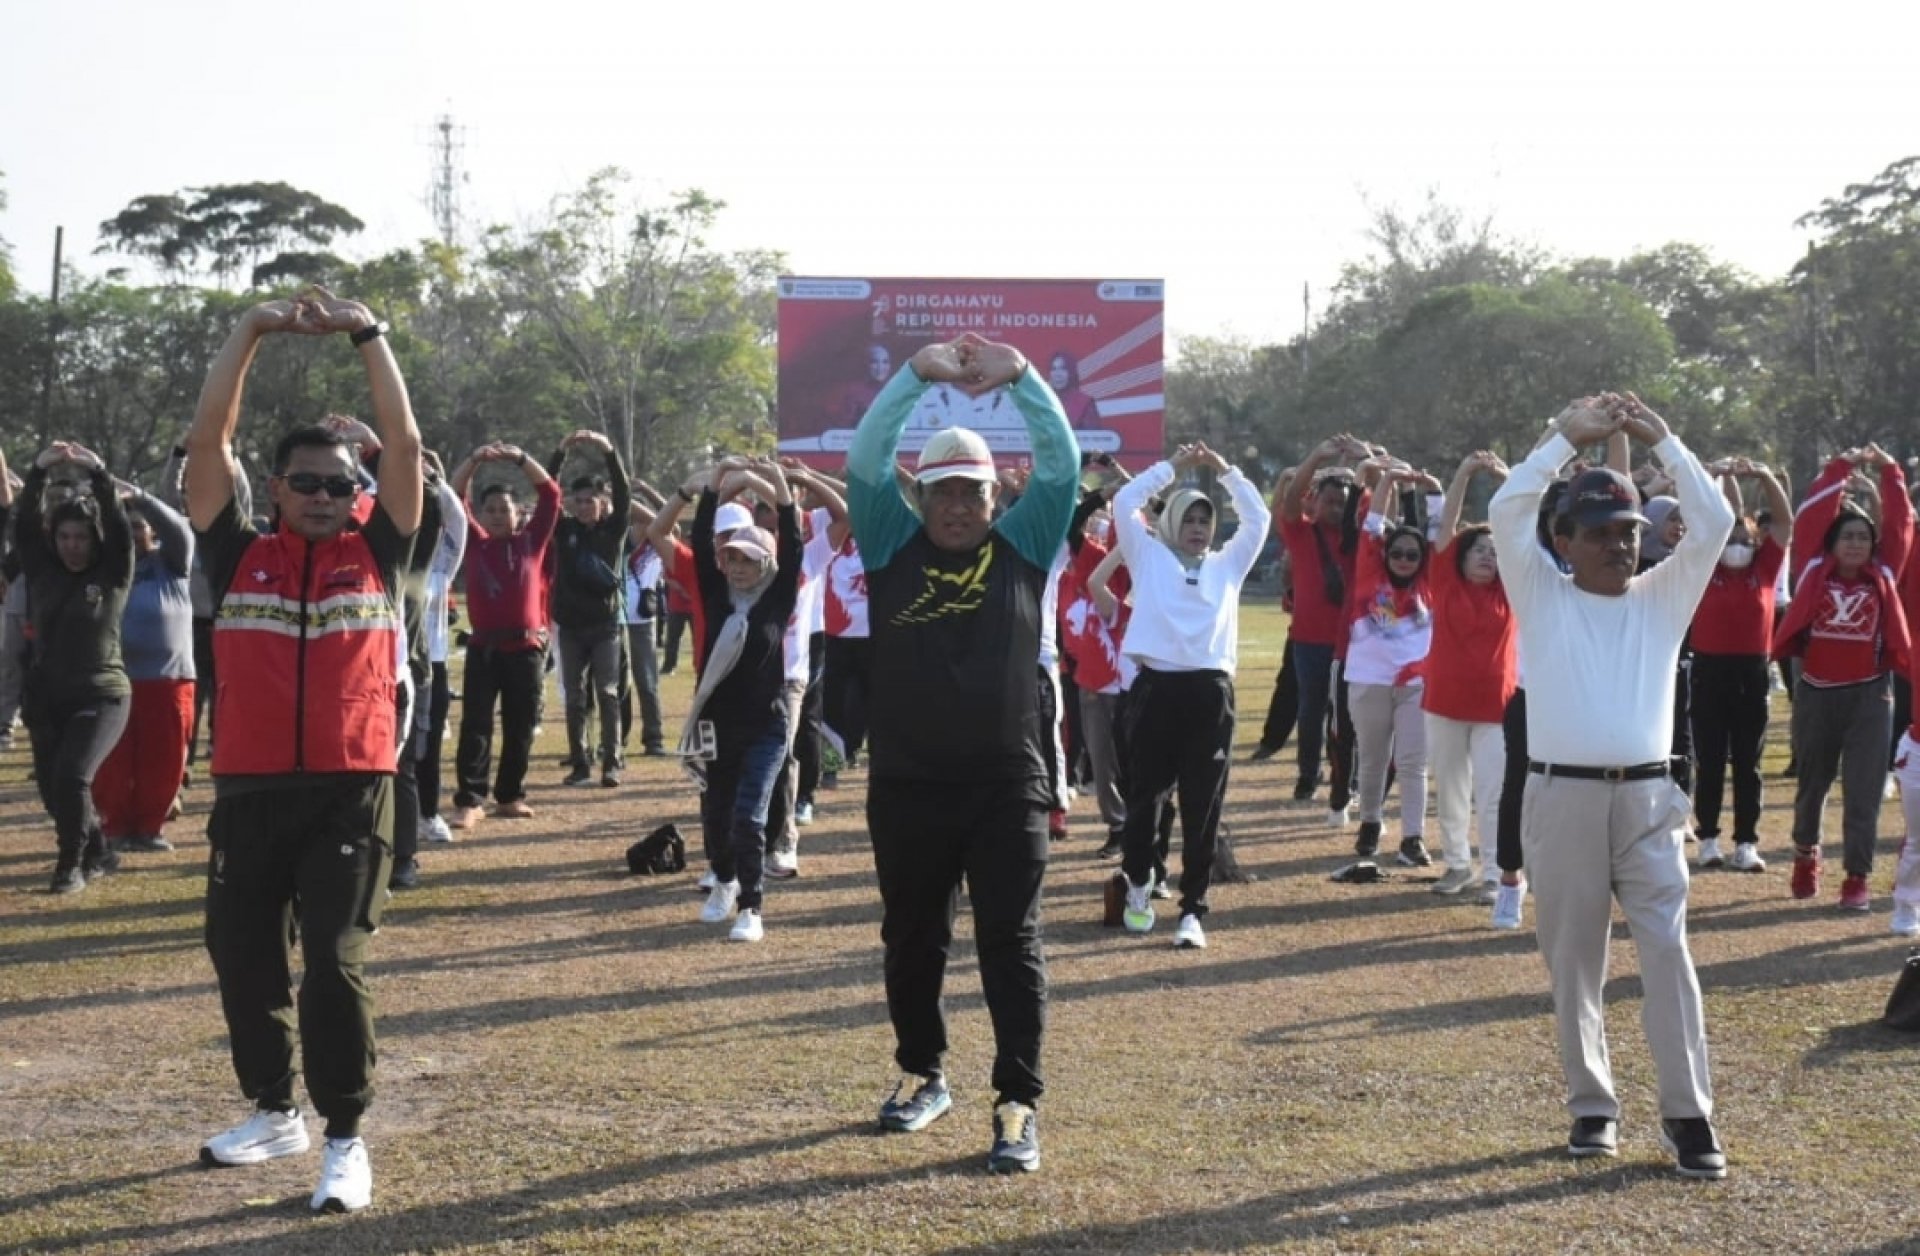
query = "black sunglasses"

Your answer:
(1387, 547), (1423, 561)
(280, 472), (359, 499)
